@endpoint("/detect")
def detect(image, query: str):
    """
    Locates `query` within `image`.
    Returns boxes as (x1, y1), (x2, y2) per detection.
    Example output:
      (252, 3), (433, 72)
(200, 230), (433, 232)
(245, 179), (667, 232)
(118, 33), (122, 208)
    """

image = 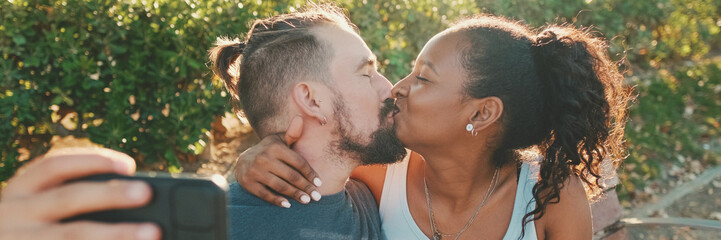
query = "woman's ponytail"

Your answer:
(521, 26), (629, 228)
